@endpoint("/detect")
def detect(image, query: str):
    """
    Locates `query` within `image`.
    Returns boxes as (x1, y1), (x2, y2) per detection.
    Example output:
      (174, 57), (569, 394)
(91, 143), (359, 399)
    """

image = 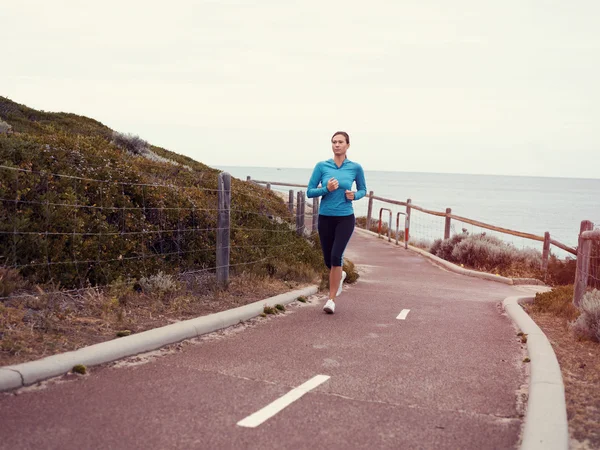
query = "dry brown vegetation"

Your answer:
(526, 287), (600, 447)
(0, 271), (313, 366)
